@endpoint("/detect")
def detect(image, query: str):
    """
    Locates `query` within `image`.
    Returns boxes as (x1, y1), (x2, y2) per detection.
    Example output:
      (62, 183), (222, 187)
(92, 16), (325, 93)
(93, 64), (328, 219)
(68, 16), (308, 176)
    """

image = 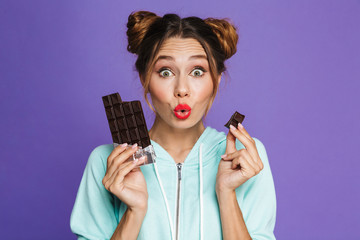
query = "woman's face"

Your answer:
(148, 37), (217, 130)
